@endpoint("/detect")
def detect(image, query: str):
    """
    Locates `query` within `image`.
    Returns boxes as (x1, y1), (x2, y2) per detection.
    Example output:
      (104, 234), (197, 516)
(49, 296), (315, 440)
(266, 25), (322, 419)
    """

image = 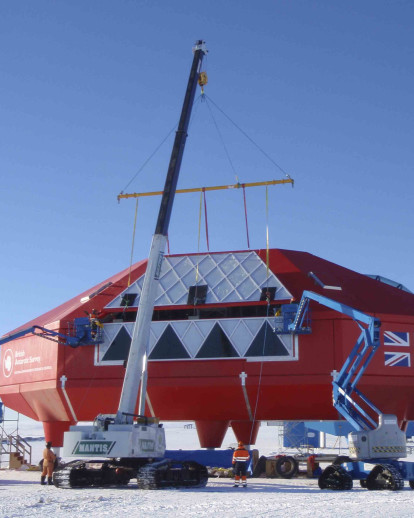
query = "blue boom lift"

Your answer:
(288, 290), (414, 490)
(0, 317), (103, 348)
